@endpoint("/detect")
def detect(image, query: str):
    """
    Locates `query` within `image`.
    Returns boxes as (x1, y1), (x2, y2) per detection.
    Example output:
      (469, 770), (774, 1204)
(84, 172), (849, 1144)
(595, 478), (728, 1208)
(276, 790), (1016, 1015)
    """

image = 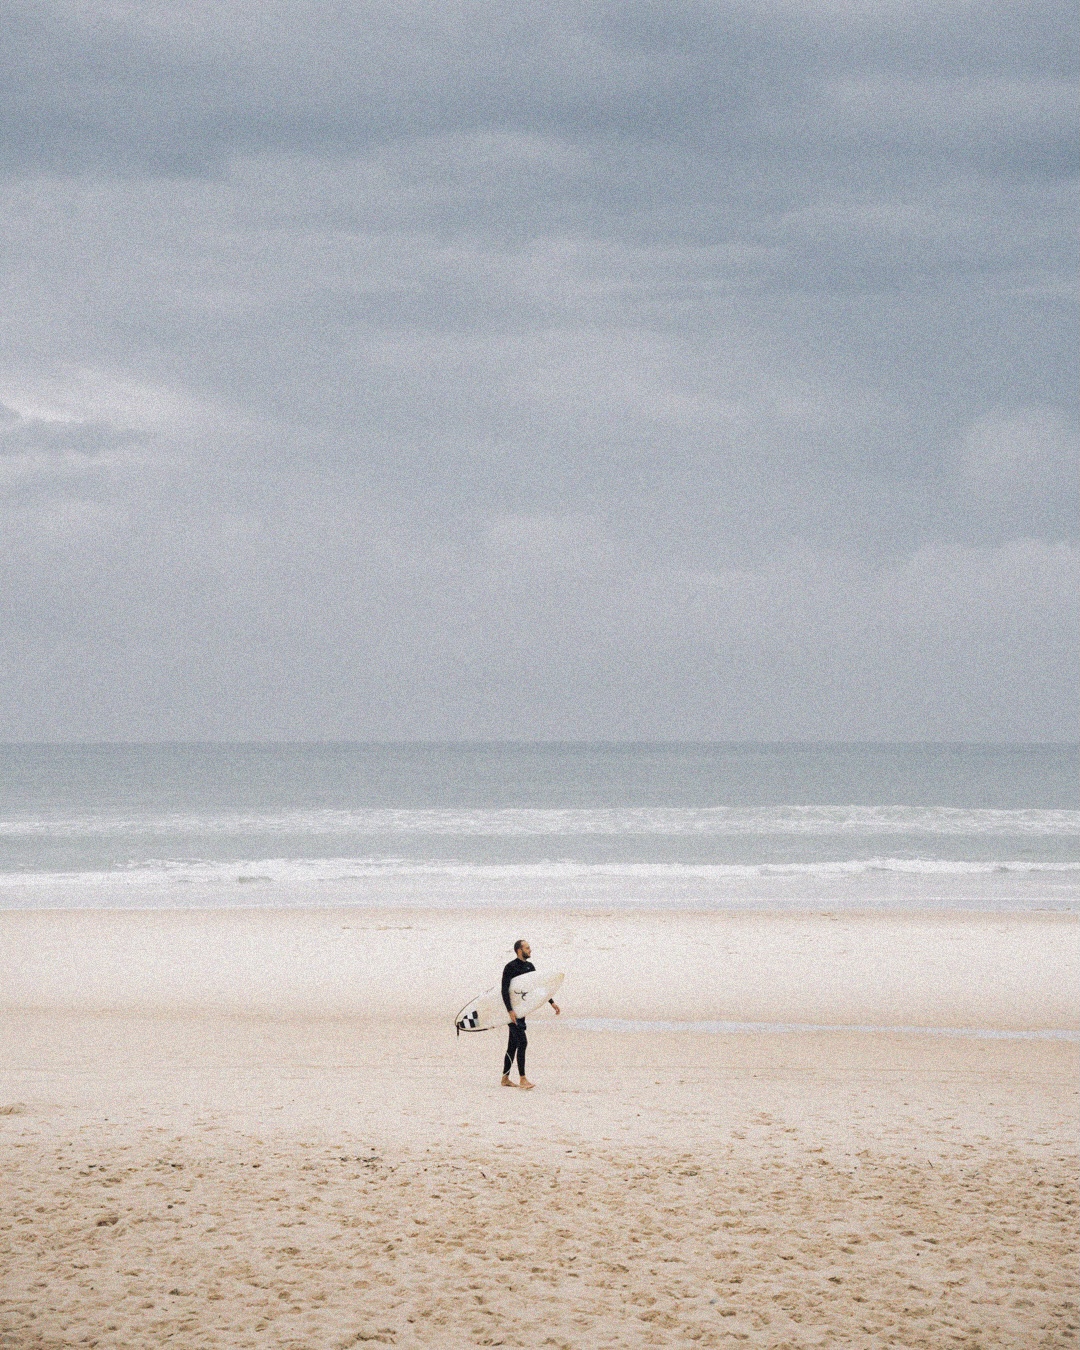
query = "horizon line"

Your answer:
(0, 739), (1076, 751)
